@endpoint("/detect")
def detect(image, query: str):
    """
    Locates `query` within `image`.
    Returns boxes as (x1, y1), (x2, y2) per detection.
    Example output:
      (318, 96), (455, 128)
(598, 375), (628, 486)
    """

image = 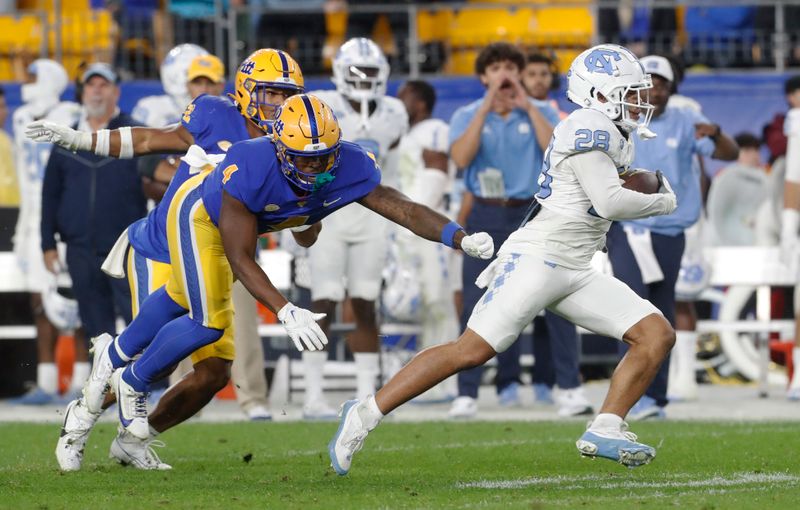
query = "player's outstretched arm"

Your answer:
(219, 190), (327, 351)
(571, 151), (677, 220)
(359, 184), (494, 259)
(25, 121), (194, 158)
